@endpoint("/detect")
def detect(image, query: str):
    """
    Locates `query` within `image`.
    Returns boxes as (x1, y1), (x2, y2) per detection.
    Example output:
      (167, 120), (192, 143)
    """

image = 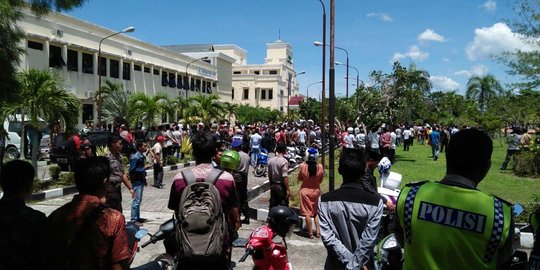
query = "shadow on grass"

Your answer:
(395, 156), (416, 162)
